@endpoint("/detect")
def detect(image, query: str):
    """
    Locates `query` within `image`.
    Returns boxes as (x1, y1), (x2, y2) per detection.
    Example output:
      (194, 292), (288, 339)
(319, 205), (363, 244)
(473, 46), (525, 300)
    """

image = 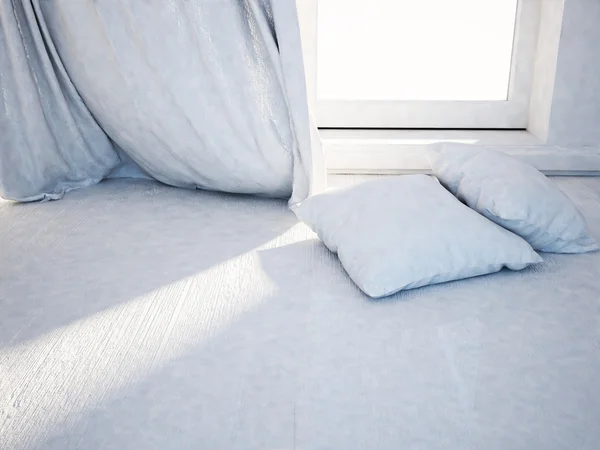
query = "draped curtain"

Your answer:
(0, 0), (325, 204)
